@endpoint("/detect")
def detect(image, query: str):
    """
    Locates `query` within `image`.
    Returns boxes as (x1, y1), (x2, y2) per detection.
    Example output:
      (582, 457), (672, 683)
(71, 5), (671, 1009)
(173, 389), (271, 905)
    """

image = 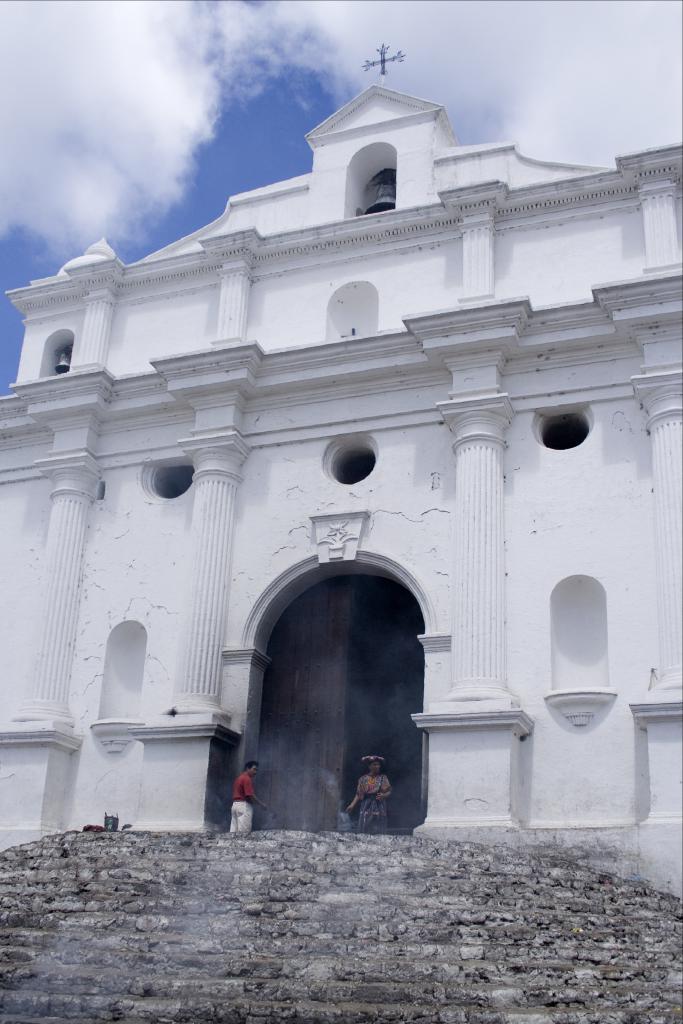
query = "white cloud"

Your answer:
(0, 0), (680, 252)
(285, 0), (683, 164)
(0, 1), (218, 248)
